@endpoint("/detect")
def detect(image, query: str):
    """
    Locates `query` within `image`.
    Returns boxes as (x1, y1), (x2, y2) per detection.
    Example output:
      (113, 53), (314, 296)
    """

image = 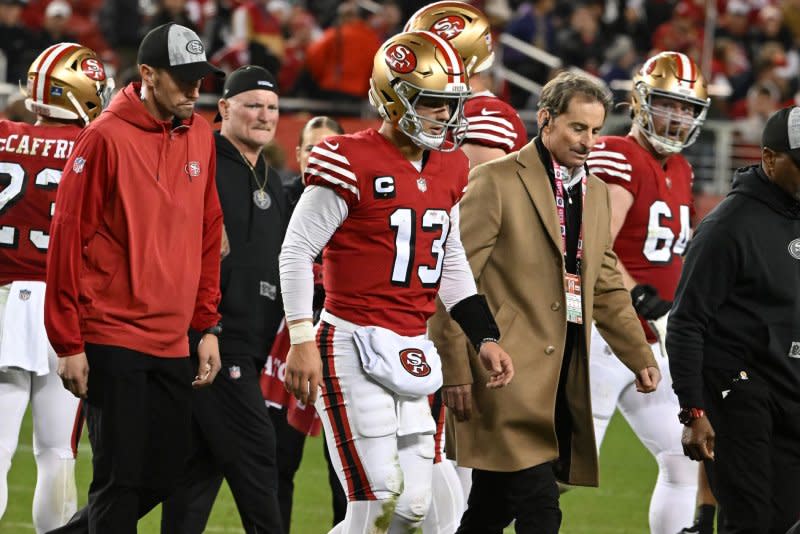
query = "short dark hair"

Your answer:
(298, 116), (345, 146)
(538, 71), (613, 121)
